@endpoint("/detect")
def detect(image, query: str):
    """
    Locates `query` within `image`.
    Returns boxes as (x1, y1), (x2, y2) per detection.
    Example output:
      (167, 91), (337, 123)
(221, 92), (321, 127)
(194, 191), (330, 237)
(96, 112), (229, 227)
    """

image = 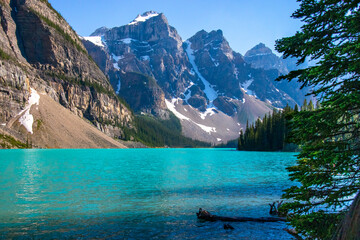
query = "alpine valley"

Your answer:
(0, 1), (309, 148)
